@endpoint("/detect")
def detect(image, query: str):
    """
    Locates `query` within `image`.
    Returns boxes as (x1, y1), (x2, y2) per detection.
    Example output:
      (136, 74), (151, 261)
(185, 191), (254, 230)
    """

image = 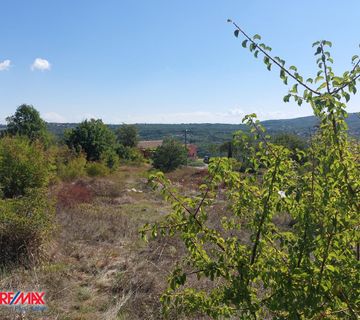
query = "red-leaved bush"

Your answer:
(57, 181), (93, 208)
